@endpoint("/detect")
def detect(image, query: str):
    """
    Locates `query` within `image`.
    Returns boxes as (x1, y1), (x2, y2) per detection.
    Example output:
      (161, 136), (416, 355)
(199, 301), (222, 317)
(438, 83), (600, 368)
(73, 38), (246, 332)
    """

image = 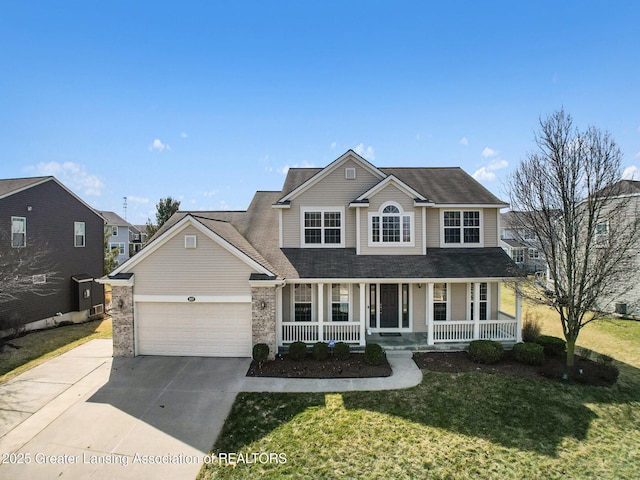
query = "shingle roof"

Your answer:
(280, 248), (523, 279)
(98, 211), (131, 227)
(0, 176), (52, 198)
